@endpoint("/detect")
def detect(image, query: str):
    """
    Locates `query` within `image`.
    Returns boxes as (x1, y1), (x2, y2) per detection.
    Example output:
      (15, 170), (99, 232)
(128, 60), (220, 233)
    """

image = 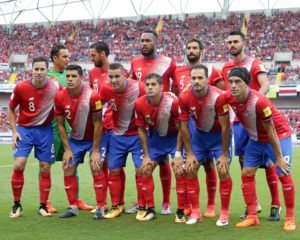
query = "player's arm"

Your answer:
(90, 111), (102, 171)
(138, 126), (152, 175)
(180, 121), (197, 174)
(56, 114), (74, 169)
(262, 120), (288, 175)
(172, 123), (184, 176)
(218, 113), (231, 175)
(8, 106), (21, 150)
(257, 73), (270, 95)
